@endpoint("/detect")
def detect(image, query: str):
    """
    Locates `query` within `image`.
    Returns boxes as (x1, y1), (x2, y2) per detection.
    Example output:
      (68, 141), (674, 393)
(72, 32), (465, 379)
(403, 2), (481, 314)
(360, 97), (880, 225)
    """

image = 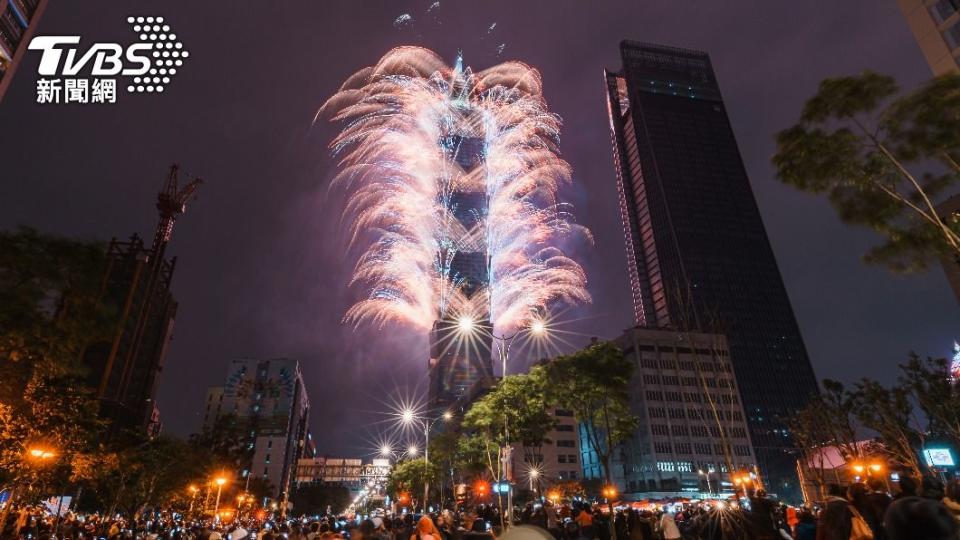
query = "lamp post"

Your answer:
(602, 483), (618, 534)
(213, 477), (227, 522)
(528, 468), (540, 494)
(455, 315), (548, 528)
(400, 409), (452, 513)
(698, 469), (713, 495)
(0, 446), (57, 534)
(380, 444), (419, 462)
(188, 485), (199, 517)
